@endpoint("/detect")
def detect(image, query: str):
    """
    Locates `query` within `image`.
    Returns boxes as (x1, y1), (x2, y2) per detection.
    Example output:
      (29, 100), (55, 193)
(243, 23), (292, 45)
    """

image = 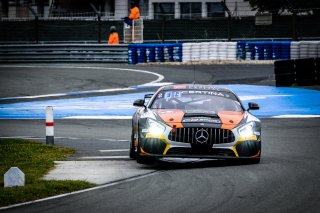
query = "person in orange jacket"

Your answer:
(108, 26), (119, 45)
(124, 1), (140, 26)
